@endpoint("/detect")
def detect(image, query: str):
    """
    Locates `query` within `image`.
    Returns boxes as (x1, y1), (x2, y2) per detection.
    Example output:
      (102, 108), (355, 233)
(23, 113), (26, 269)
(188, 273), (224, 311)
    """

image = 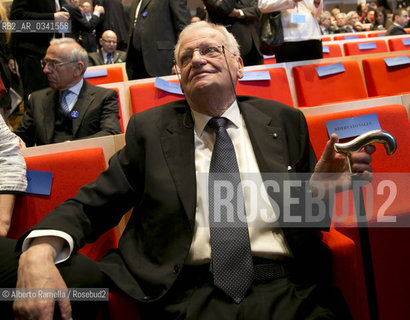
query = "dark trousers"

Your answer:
(275, 40), (323, 63)
(0, 237), (352, 320)
(126, 45), (151, 80)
